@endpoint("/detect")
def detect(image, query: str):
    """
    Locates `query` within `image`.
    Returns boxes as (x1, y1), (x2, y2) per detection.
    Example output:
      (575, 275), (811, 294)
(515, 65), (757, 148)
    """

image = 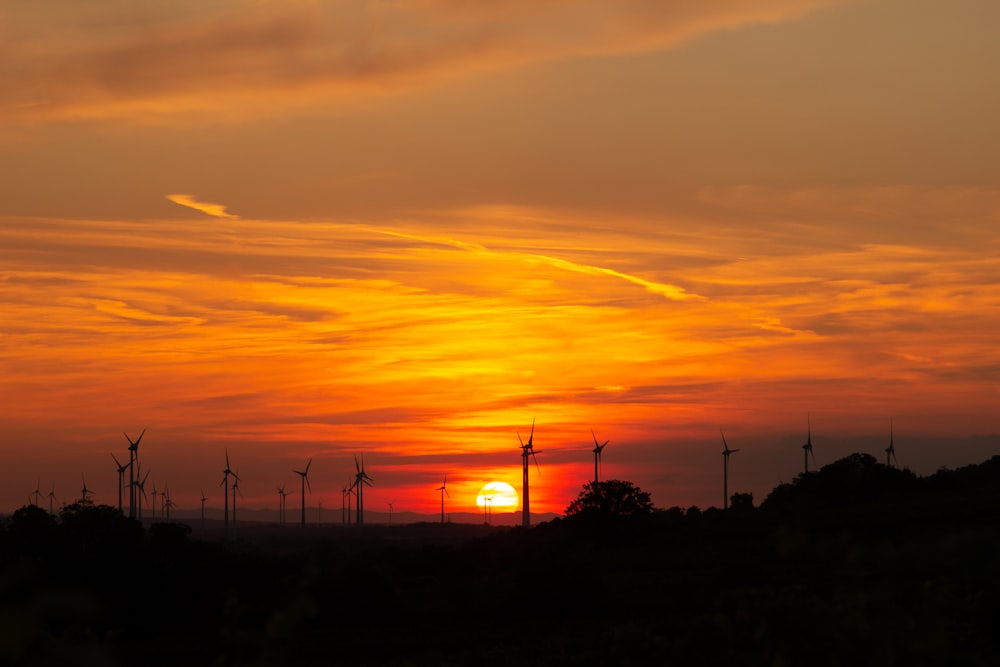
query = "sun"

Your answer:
(476, 481), (519, 510)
